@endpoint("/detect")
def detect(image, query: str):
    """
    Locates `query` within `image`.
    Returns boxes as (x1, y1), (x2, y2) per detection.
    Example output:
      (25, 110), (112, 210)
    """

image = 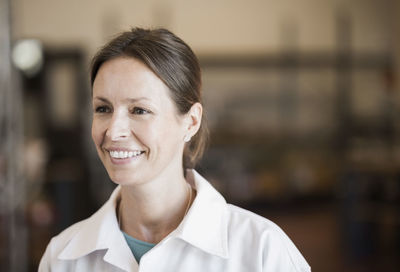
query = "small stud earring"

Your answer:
(184, 135), (191, 142)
